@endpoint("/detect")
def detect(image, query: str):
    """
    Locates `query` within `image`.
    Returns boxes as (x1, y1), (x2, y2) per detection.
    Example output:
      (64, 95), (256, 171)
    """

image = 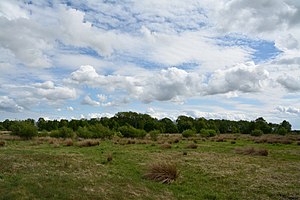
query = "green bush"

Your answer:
(182, 129), (196, 138)
(276, 127), (288, 135)
(149, 130), (160, 141)
(10, 121), (38, 139)
(88, 124), (114, 139)
(50, 127), (74, 138)
(118, 125), (146, 138)
(77, 125), (114, 139)
(77, 126), (92, 138)
(251, 129), (263, 137)
(200, 129), (217, 137)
